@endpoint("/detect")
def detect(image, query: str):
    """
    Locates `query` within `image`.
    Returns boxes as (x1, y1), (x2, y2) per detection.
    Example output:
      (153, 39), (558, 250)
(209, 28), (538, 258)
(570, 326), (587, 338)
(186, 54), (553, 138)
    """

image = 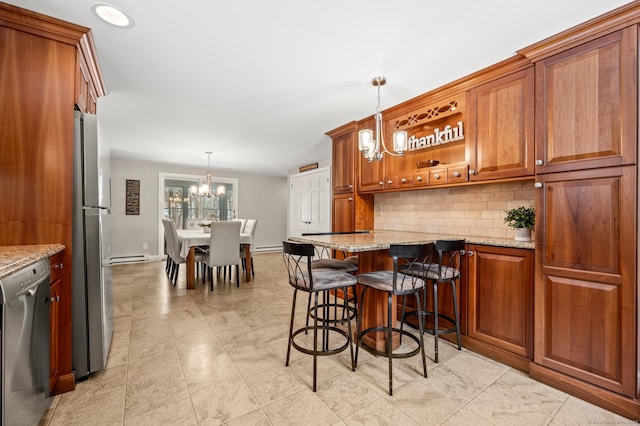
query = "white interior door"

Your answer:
(289, 167), (331, 238)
